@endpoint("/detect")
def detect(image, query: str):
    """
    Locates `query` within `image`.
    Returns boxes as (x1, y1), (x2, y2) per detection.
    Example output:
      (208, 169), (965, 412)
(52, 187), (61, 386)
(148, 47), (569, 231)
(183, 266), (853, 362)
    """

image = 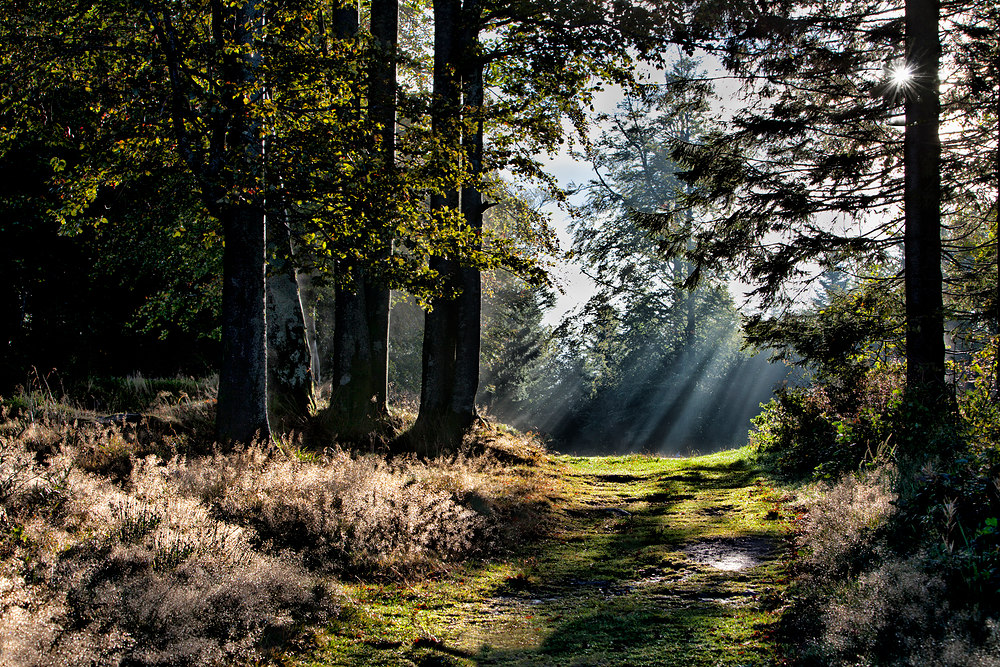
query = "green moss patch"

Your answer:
(296, 447), (795, 666)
